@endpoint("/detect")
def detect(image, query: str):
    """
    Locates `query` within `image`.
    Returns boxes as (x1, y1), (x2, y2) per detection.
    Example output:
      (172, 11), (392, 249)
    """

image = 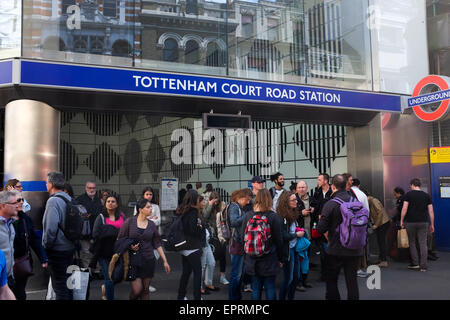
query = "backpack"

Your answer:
(161, 215), (188, 252)
(218, 204), (231, 244)
(332, 197), (370, 250)
(244, 214), (272, 257)
(54, 195), (88, 242)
